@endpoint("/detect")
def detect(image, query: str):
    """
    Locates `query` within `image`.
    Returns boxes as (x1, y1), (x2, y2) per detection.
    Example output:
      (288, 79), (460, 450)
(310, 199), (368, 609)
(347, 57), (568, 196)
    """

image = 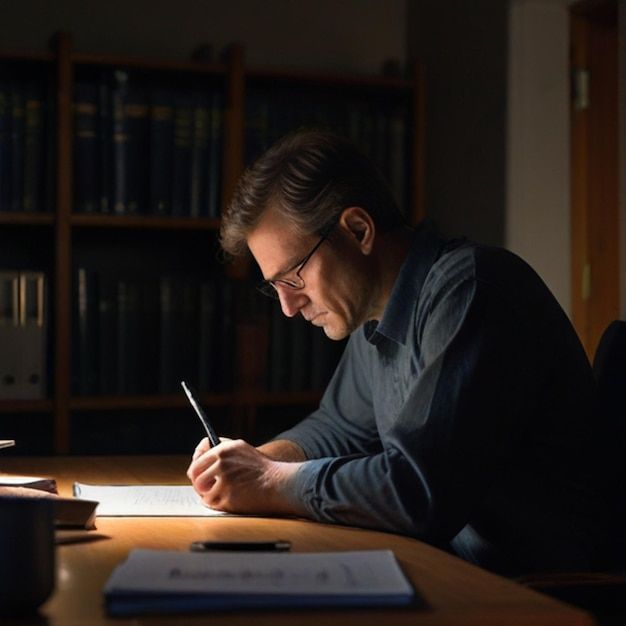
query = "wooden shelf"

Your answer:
(0, 212), (55, 226)
(69, 391), (321, 412)
(70, 214), (220, 230)
(0, 50), (54, 63)
(0, 34), (423, 453)
(71, 51), (227, 76)
(247, 67), (412, 91)
(0, 399), (54, 413)
(70, 393), (233, 411)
